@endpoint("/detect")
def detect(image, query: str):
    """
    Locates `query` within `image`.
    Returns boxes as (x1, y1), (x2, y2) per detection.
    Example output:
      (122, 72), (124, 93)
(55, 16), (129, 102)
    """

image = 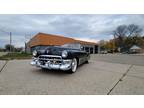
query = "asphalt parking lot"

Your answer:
(0, 54), (144, 95)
